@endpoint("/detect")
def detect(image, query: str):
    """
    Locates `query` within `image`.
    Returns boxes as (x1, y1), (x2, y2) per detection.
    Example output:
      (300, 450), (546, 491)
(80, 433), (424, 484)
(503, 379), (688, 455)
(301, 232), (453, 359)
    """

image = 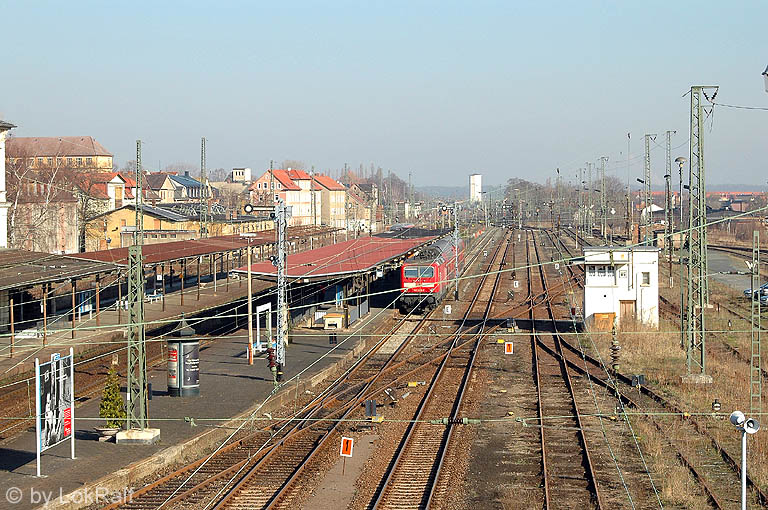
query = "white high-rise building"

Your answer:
(469, 173), (482, 202)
